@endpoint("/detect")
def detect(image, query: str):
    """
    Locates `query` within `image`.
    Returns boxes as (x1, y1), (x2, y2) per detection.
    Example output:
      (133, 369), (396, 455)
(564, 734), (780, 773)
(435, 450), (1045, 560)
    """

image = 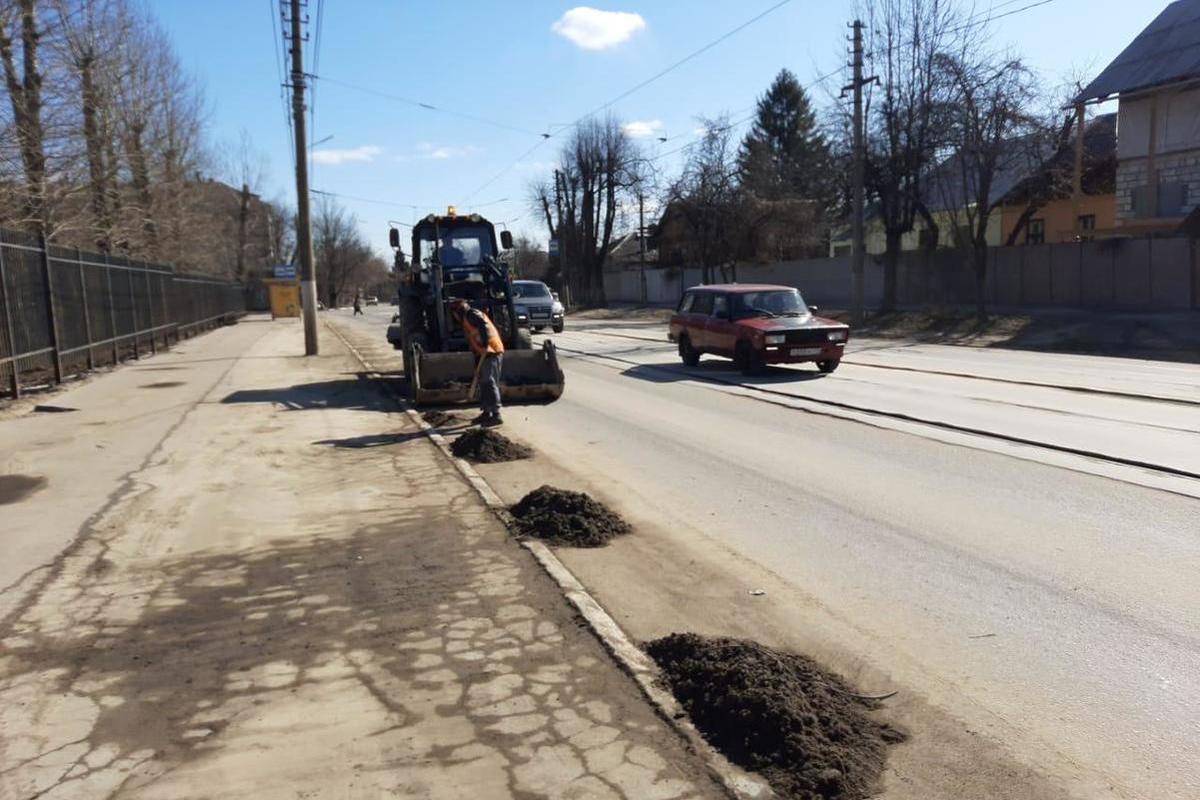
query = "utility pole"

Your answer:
(844, 19), (869, 326)
(287, 0), (319, 355)
(638, 191), (647, 305)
